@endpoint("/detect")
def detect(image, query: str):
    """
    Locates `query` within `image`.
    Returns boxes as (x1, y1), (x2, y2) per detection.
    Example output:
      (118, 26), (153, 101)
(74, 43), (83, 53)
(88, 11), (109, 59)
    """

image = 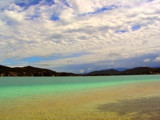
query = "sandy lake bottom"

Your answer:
(0, 76), (160, 120)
